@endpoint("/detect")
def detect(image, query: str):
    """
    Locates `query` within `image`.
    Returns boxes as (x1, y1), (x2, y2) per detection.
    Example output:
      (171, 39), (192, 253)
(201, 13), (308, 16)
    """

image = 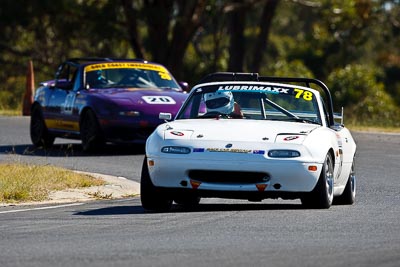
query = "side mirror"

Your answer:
(55, 79), (72, 90)
(41, 80), (56, 87)
(178, 81), (190, 92)
(159, 112), (172, 121)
